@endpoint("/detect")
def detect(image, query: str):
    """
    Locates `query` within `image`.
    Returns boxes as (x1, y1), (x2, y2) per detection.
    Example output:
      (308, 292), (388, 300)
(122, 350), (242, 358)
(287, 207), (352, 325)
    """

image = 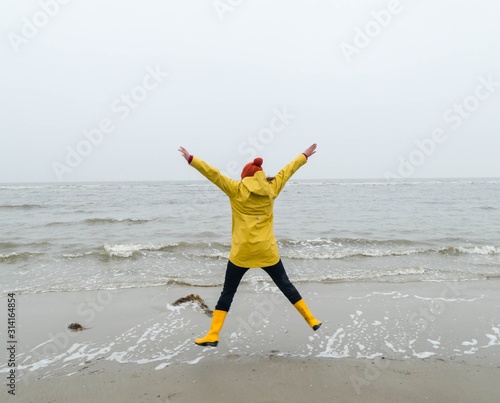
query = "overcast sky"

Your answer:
(1, 0), (499, 182)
